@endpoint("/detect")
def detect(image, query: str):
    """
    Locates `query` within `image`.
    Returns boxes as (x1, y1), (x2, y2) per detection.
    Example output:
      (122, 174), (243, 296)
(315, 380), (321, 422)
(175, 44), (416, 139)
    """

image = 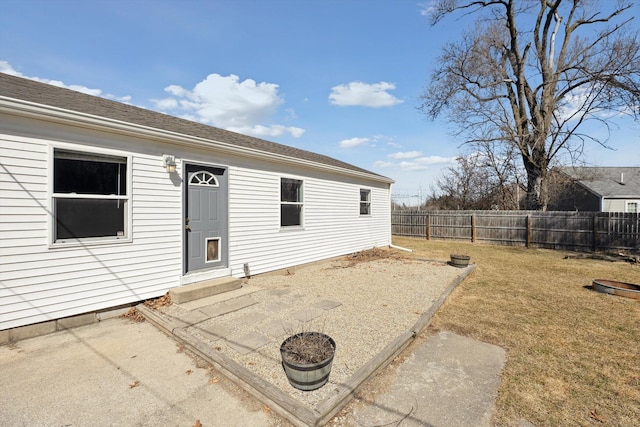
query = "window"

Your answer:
(360, 189), (371, 215)
(53, 149), (129, 243)
(626, 201), (639, 213)
(189, 170), (219, 187)
(281, 178), (303, 227)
